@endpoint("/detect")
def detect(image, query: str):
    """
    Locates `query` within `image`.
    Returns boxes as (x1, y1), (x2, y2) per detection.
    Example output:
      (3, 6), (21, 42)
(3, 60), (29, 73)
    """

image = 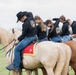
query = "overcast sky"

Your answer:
(0, 0), (76, 30)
